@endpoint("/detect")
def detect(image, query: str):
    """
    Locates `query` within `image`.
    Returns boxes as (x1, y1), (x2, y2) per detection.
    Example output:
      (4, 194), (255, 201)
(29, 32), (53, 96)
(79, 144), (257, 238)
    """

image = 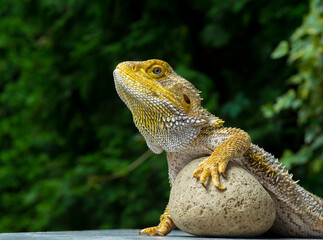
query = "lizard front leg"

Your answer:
(139, 205), (175, 236)
(193, 128), (251, 189)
